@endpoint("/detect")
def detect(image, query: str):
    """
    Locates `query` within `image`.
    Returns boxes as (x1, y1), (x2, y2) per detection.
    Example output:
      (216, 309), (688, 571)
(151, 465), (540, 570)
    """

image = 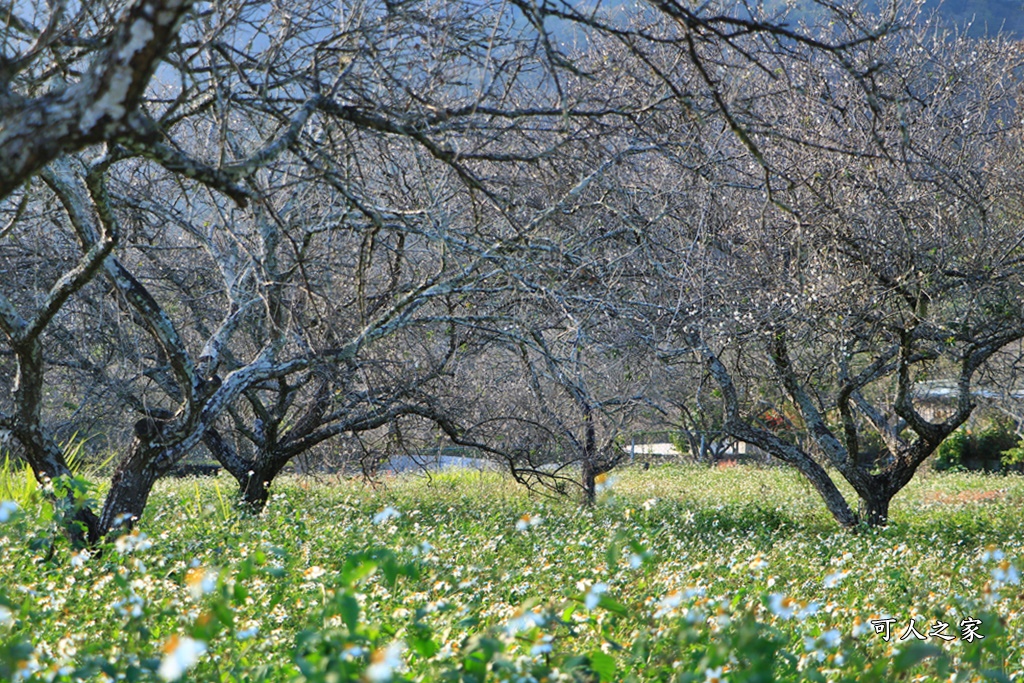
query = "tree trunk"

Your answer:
(97, 438), (164, 535)
(580, 419), (600, 506)
(235, 458), (288, 511)
(790, 457), (860, 528)
(581, 459), (596, 506)
(203, 429), (274, 513)
(13, 425), (103, 546)
(70, 508), (103, 547)
(859, 493), (891, 527)
(729, 421), (860, 529)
